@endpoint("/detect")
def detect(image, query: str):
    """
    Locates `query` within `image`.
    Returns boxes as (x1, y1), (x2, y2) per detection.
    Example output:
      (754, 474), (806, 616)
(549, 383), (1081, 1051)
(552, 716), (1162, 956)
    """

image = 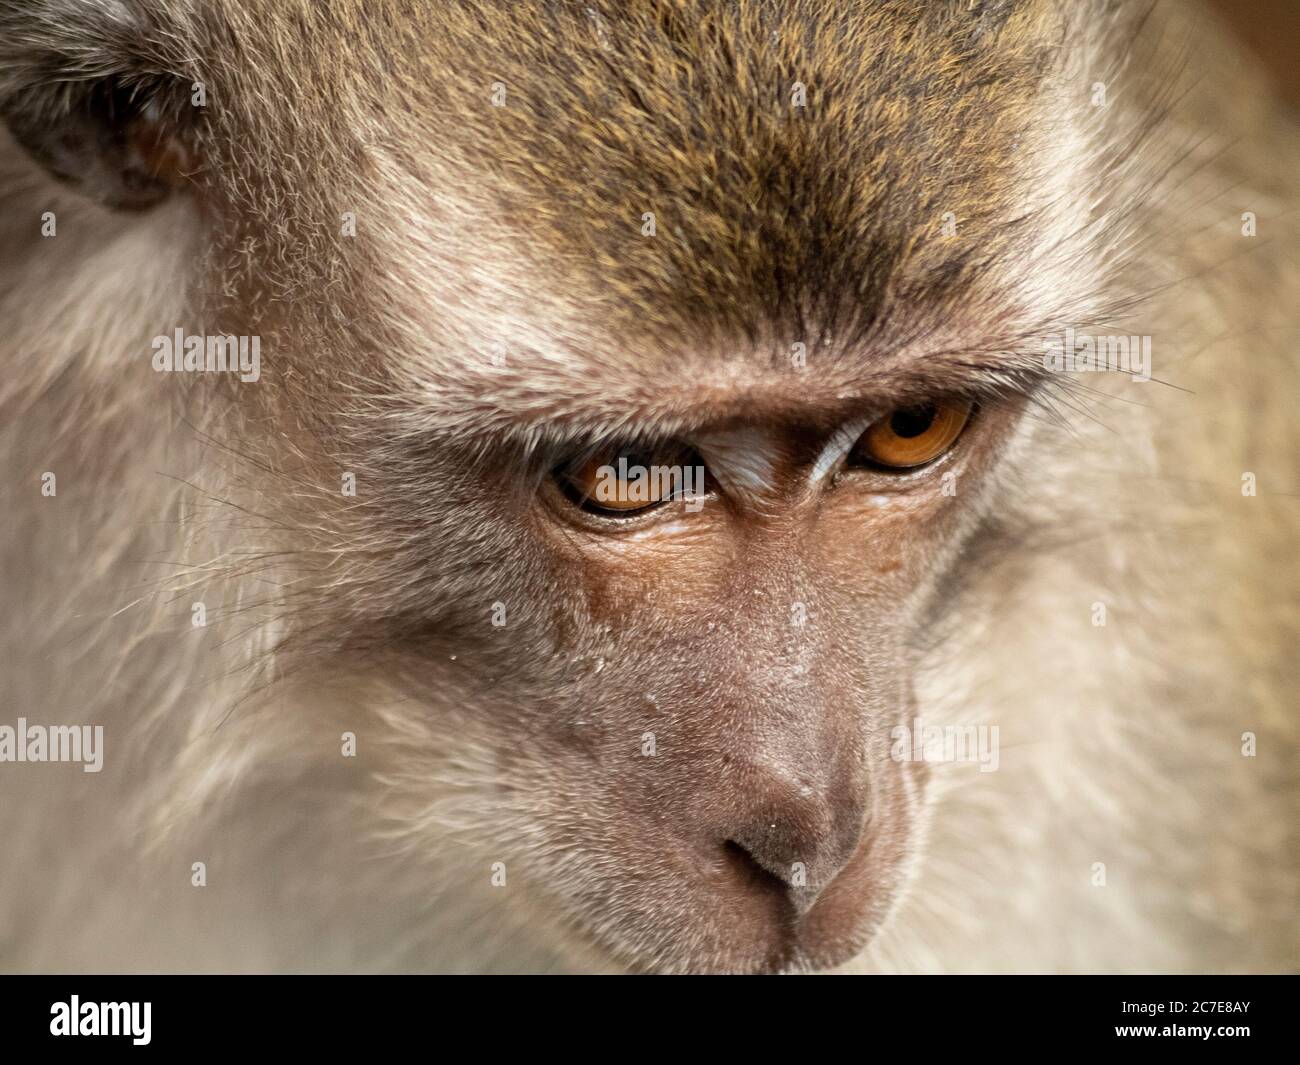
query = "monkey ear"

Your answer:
(0, 4), (202, 211)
